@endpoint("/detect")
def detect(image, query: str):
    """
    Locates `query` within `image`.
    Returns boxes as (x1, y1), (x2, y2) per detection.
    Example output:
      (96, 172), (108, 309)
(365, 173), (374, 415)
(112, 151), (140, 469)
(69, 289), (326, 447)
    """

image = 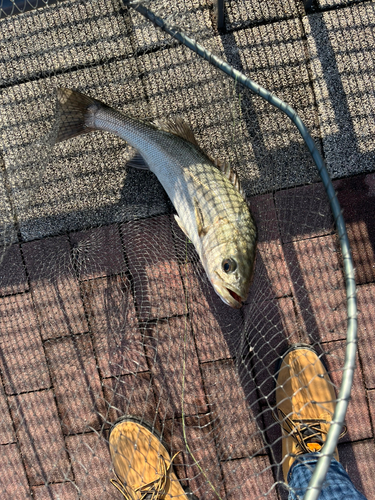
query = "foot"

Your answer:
(275, 345), (346, 482)
(109, 416), (197, 499)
